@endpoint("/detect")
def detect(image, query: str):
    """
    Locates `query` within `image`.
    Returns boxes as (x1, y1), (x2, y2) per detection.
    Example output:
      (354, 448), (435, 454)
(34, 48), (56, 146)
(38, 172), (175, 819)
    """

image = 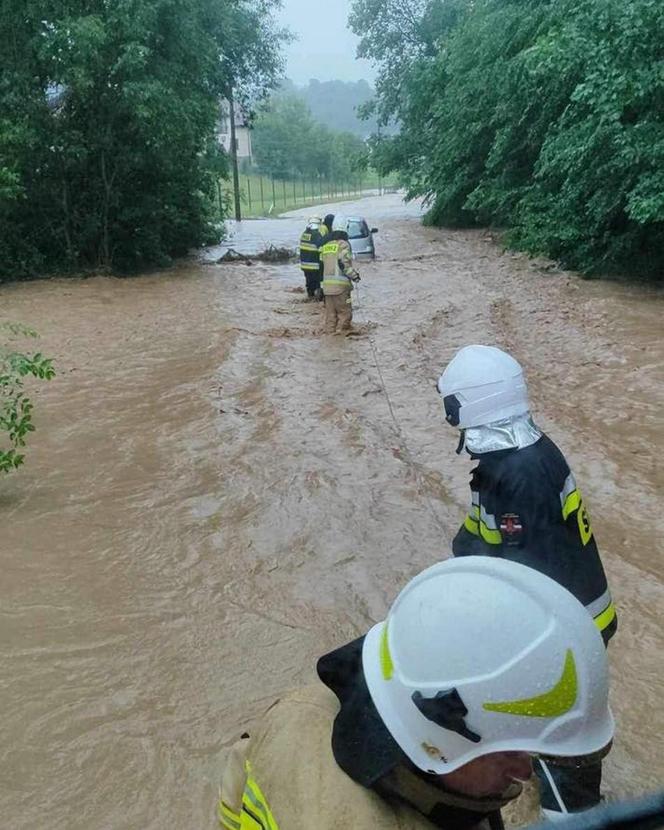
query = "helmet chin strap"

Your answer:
(456, 430), (466, 455)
